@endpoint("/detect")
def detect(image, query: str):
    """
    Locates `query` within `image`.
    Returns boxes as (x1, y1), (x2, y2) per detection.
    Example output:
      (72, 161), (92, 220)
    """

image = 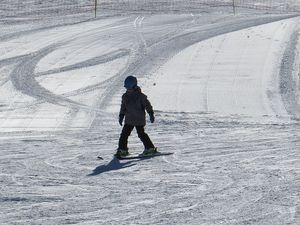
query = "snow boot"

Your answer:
(115, 149), (129, 158)
(142, 147), (158, 156)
